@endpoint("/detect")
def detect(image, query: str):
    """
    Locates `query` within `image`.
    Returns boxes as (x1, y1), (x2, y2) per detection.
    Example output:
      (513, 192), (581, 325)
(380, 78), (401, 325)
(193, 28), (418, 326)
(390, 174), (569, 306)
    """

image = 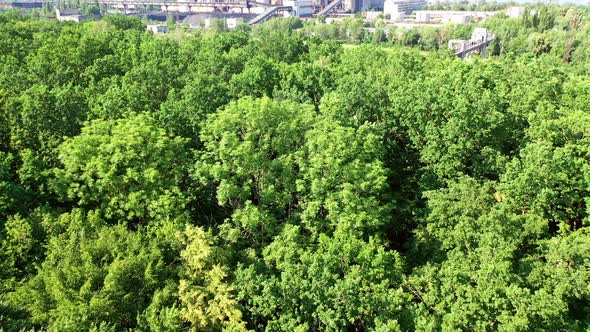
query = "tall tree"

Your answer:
(53, 113), (190, 224)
